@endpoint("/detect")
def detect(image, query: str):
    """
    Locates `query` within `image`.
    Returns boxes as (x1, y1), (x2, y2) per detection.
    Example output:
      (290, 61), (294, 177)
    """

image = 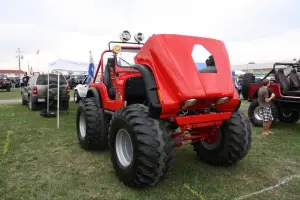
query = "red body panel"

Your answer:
(248, 83), (282, 99)
(175, 112), (231, 125)
(88, 35), (241, 145)
(134, 34), (238, 116)
(92, 35), (238, 119)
